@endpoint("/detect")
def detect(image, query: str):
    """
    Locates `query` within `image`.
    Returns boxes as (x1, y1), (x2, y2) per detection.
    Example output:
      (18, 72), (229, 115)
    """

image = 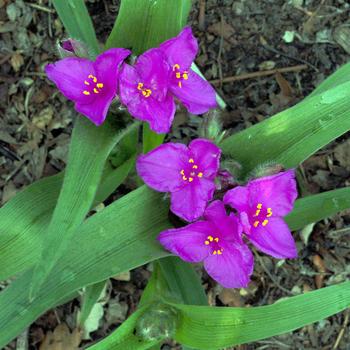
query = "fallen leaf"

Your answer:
(39, 324), (81, 350)
(312, 255), (327, 289)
